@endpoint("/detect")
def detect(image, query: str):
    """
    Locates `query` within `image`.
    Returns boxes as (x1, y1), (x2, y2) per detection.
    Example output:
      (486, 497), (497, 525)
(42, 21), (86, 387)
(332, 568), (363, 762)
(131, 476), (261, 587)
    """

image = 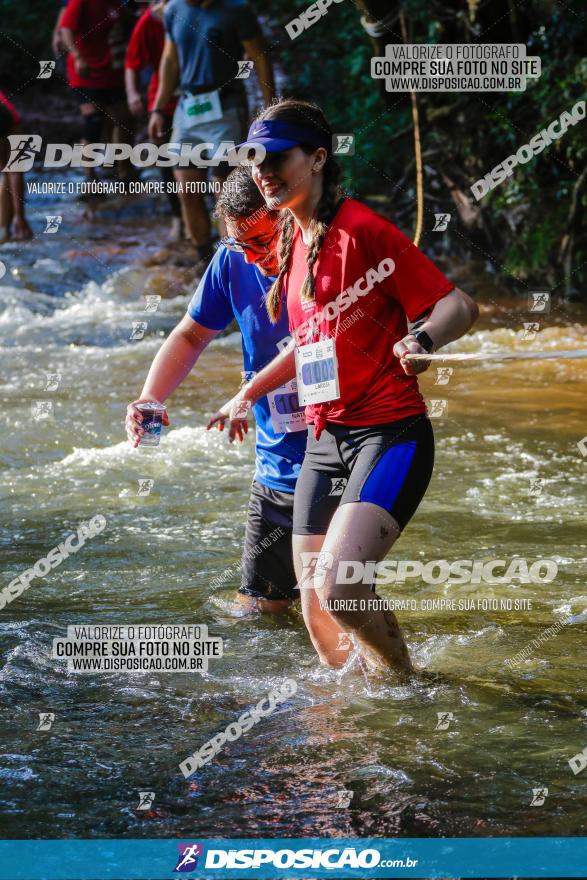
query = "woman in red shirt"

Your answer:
(209, 99), (478, 675)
